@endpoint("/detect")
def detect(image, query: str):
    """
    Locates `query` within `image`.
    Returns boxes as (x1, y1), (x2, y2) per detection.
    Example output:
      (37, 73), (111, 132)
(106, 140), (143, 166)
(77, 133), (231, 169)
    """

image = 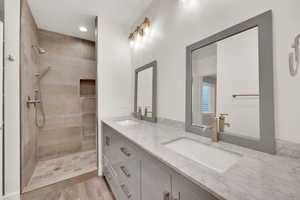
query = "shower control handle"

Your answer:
(26, 96), (41, 108)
